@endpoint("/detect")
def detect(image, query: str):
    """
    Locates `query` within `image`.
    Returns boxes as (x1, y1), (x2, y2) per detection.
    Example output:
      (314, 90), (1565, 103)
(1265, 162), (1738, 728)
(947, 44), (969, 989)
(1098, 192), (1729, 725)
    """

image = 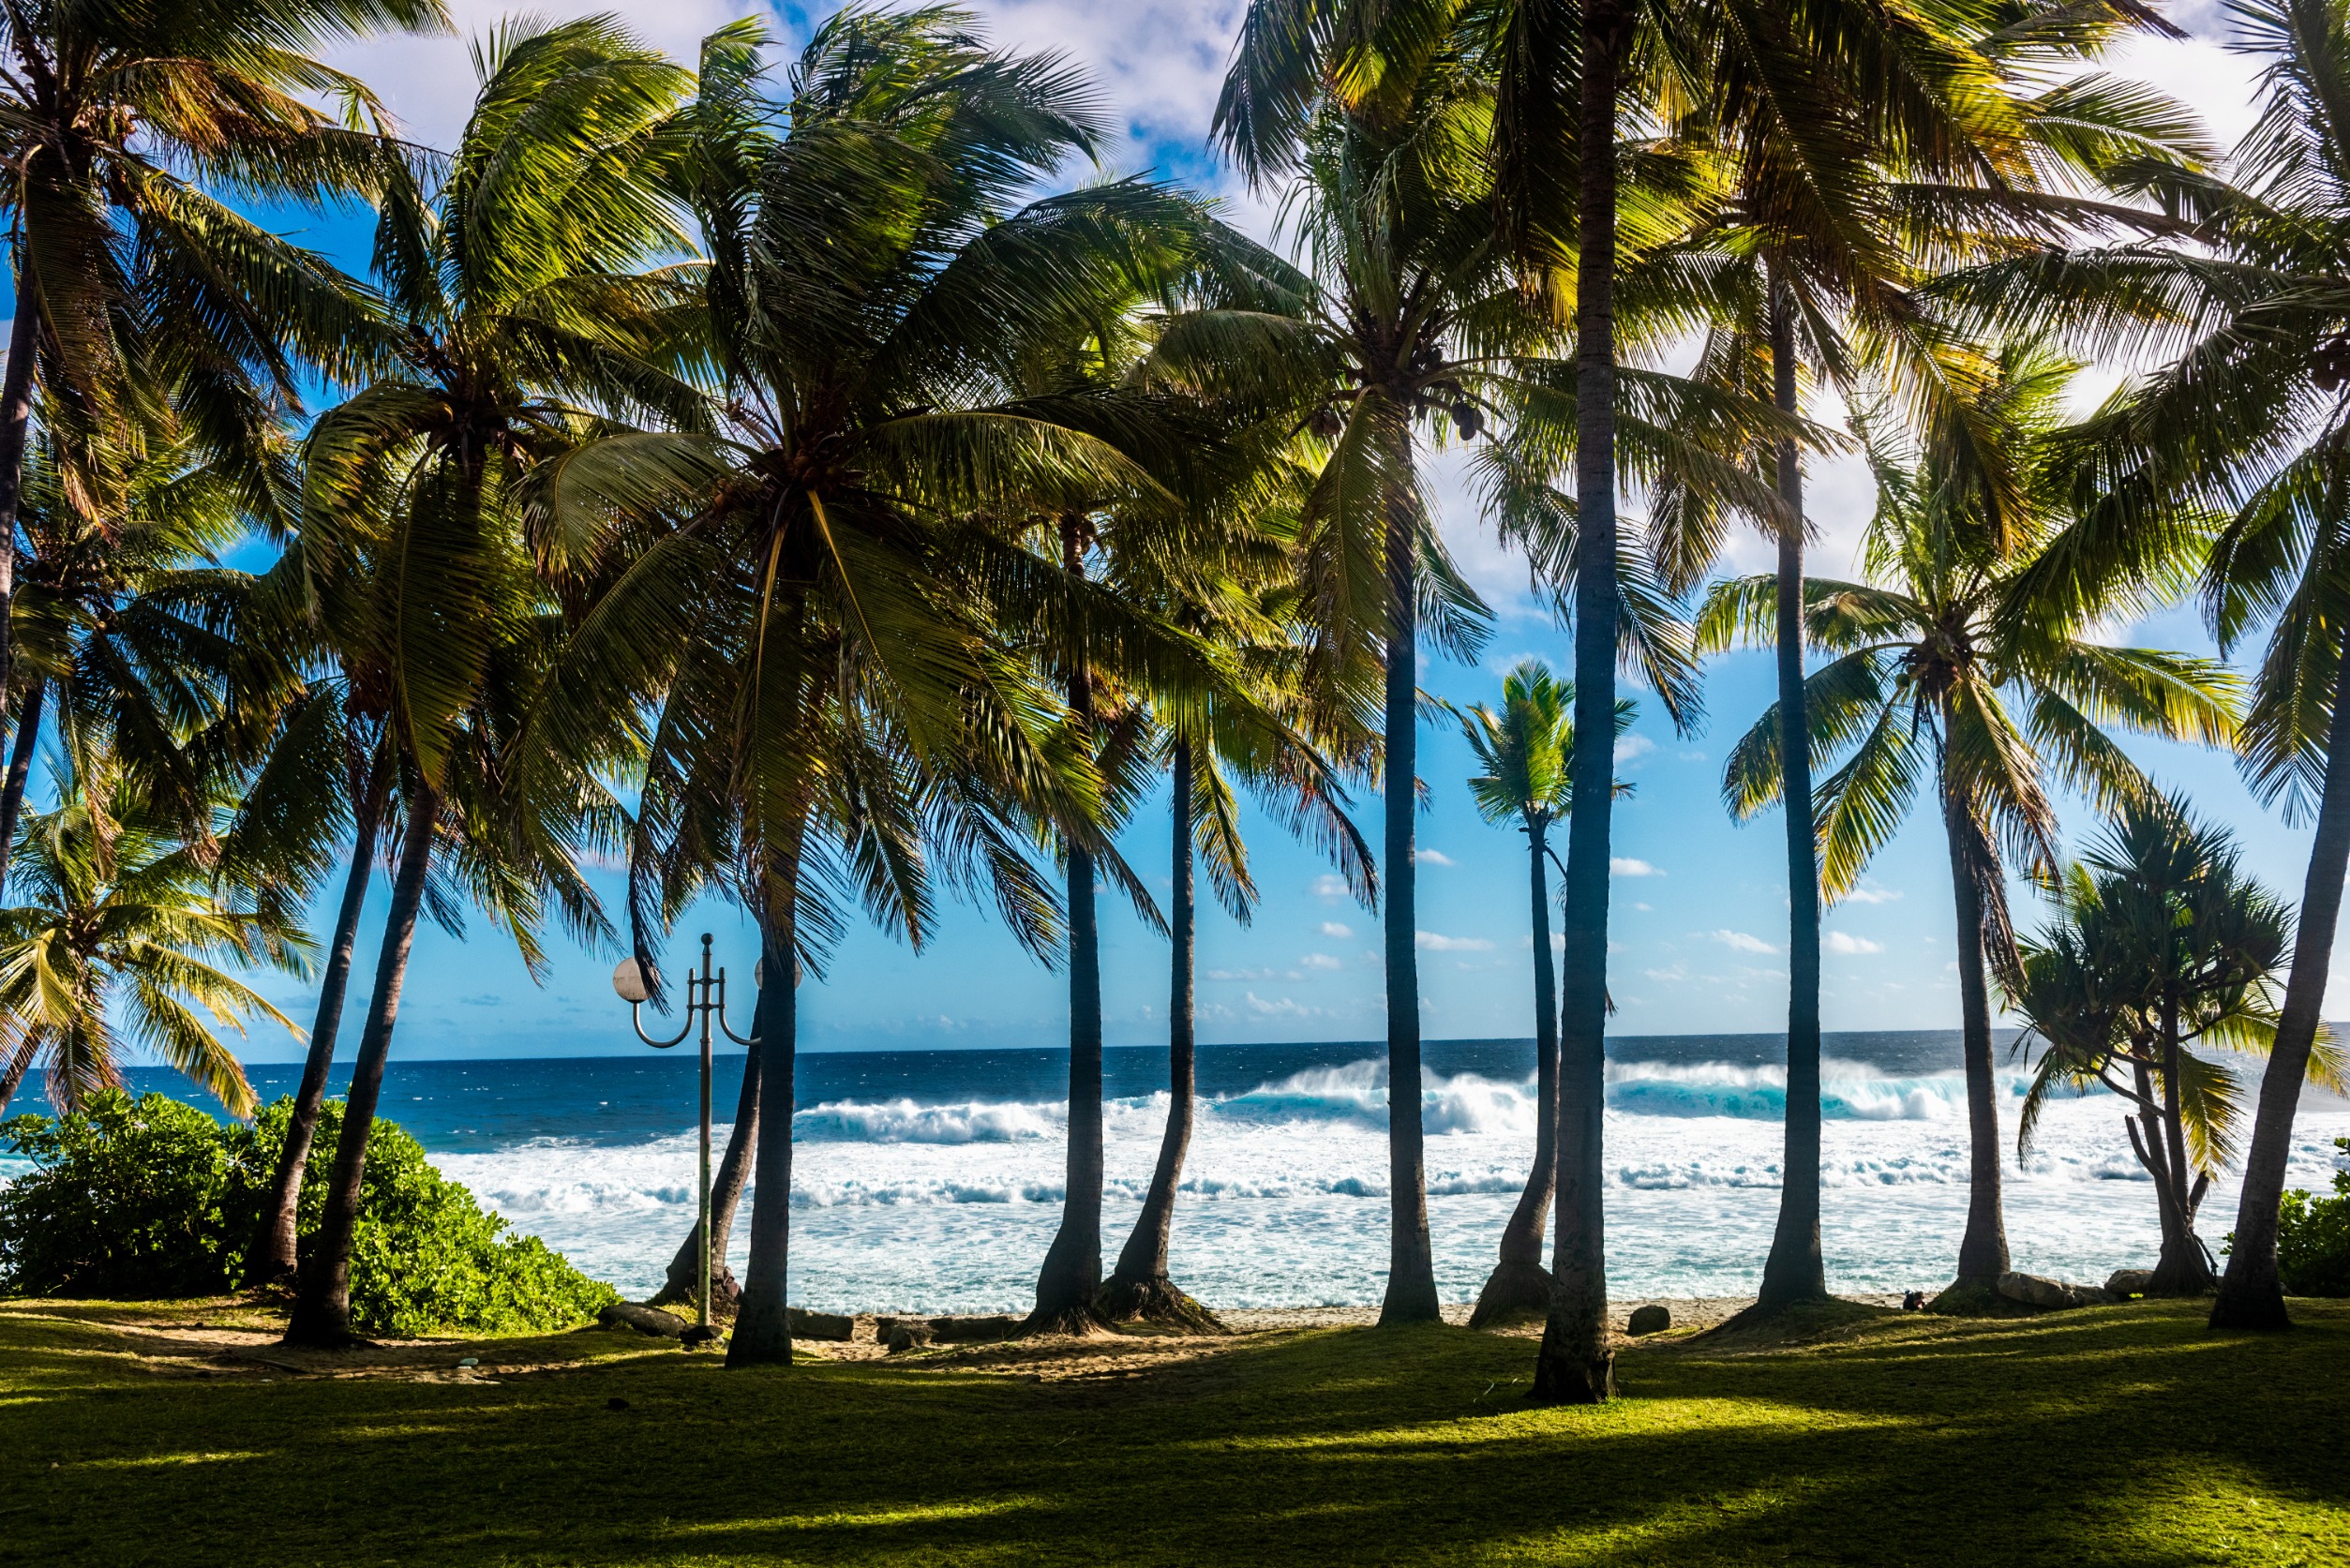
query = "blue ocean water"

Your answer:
(17, 1032), (2349, 1312)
